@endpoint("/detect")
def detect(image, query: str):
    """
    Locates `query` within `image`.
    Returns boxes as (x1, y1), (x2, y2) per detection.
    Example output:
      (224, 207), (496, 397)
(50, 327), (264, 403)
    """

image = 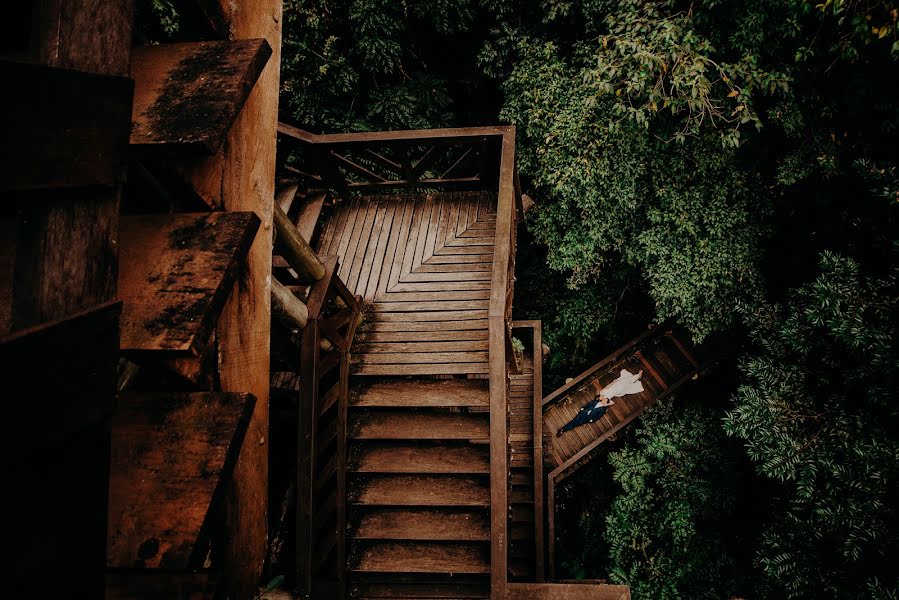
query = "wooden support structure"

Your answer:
(0, 4), (133, 596)
(274, 201), (326, 283)
(272, 277), (309, 332)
